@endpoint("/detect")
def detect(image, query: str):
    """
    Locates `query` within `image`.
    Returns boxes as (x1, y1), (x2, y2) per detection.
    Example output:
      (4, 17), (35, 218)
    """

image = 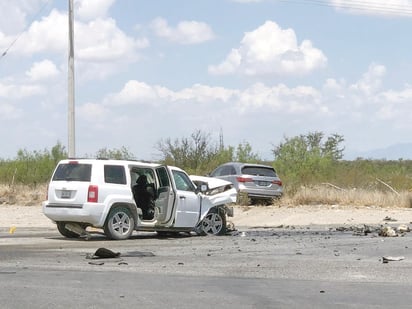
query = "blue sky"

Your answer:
(1, 0), (412, 161)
